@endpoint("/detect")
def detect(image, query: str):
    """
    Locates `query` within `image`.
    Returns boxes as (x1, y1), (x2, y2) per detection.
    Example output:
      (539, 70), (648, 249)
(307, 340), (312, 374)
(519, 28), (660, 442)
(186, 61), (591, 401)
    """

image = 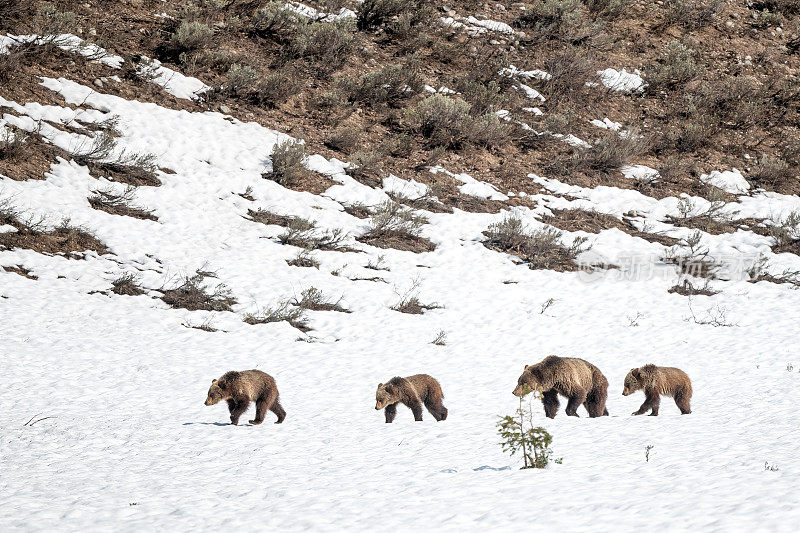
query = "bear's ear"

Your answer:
(524, 364), (530, 370)
(631, 369), (641, 379)
(378, 383), (383, 388)
(211, 379), (217, 384)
